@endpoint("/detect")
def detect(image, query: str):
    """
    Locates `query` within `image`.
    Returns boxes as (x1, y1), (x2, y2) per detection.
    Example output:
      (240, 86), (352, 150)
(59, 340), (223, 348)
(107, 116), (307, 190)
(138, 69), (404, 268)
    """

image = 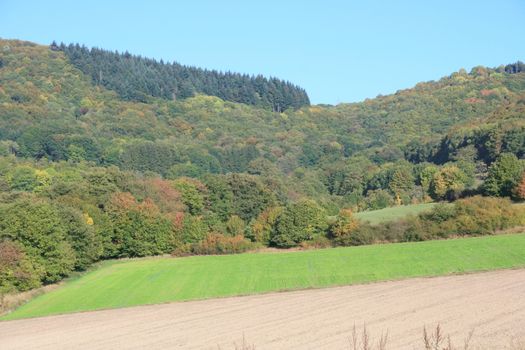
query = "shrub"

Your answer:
(419, 196), (525, 238)
(339, 196), (525, 246)
(174, 233), (254, 256)
(328, 209), (360, 246)
(299, 235), (332, 249)
(453, 196), (524, 235)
